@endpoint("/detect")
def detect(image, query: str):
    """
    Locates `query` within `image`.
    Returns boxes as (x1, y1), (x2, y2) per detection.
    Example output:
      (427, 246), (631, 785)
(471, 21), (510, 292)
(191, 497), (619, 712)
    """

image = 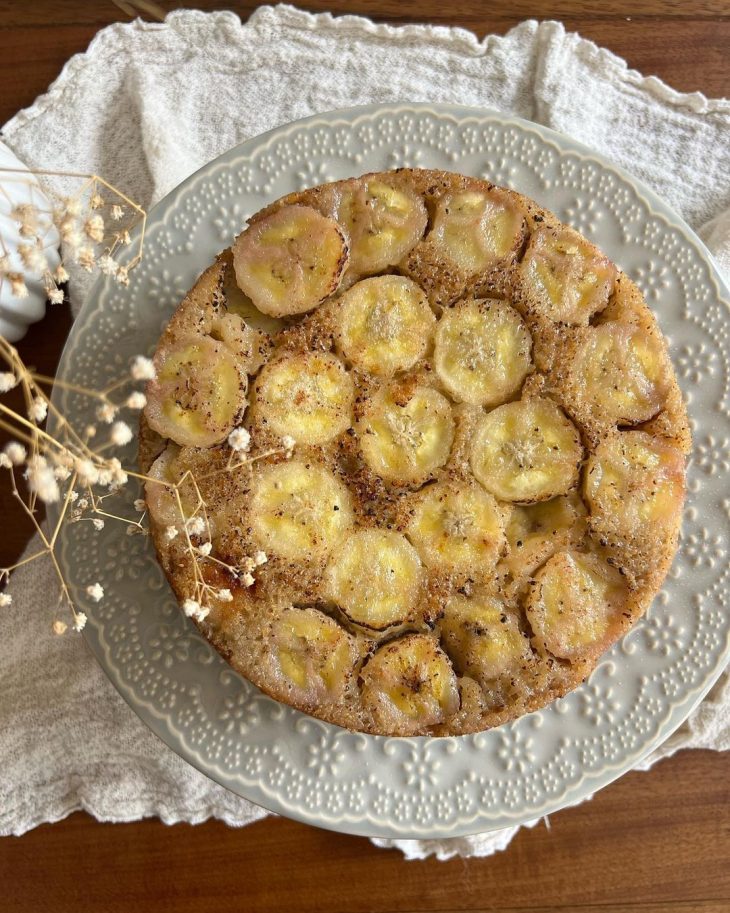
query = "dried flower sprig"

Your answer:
(0, 333), (289, 634)
(0, 168), (147, 305)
